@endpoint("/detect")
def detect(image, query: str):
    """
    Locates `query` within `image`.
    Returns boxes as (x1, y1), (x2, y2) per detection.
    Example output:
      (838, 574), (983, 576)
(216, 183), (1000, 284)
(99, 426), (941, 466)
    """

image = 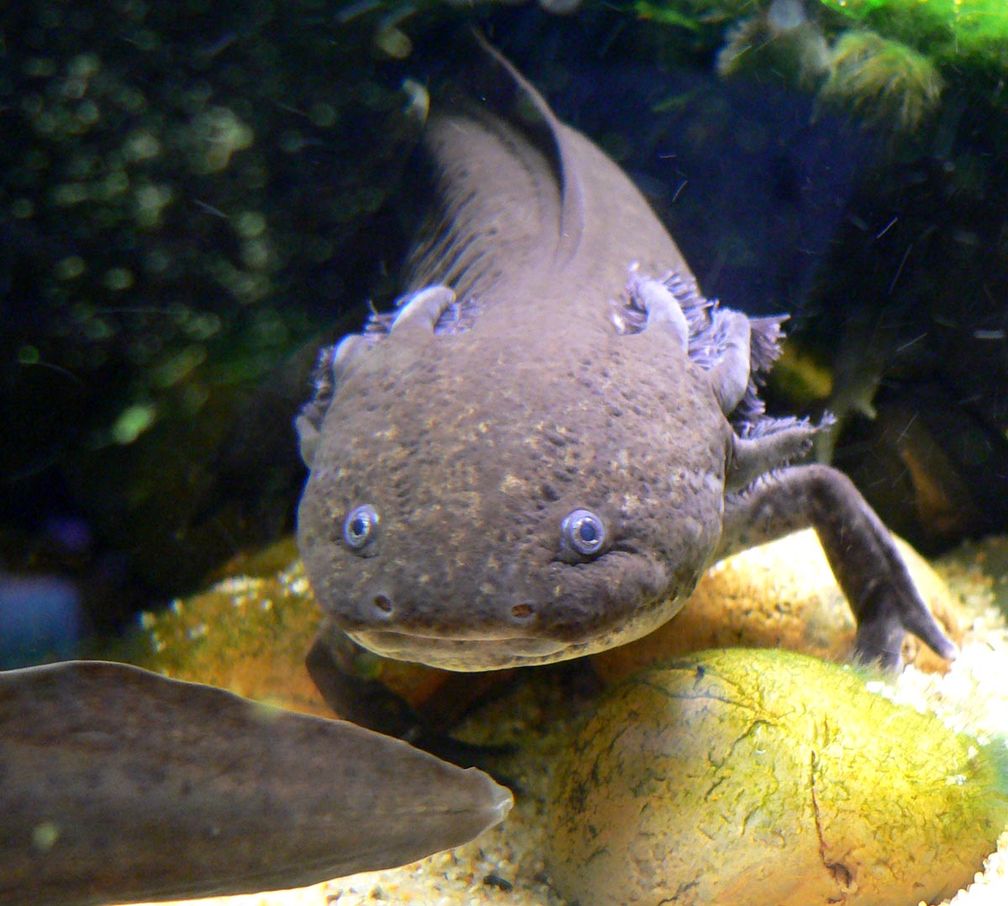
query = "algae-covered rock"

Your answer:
(547, 648), (1008, 906)
(133, 538), (330, 716)
(591, 528), (965, 683)
(819, 30), (943, 132)
(817, 0), (1008, 66)
(133, 537), (490, 726)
